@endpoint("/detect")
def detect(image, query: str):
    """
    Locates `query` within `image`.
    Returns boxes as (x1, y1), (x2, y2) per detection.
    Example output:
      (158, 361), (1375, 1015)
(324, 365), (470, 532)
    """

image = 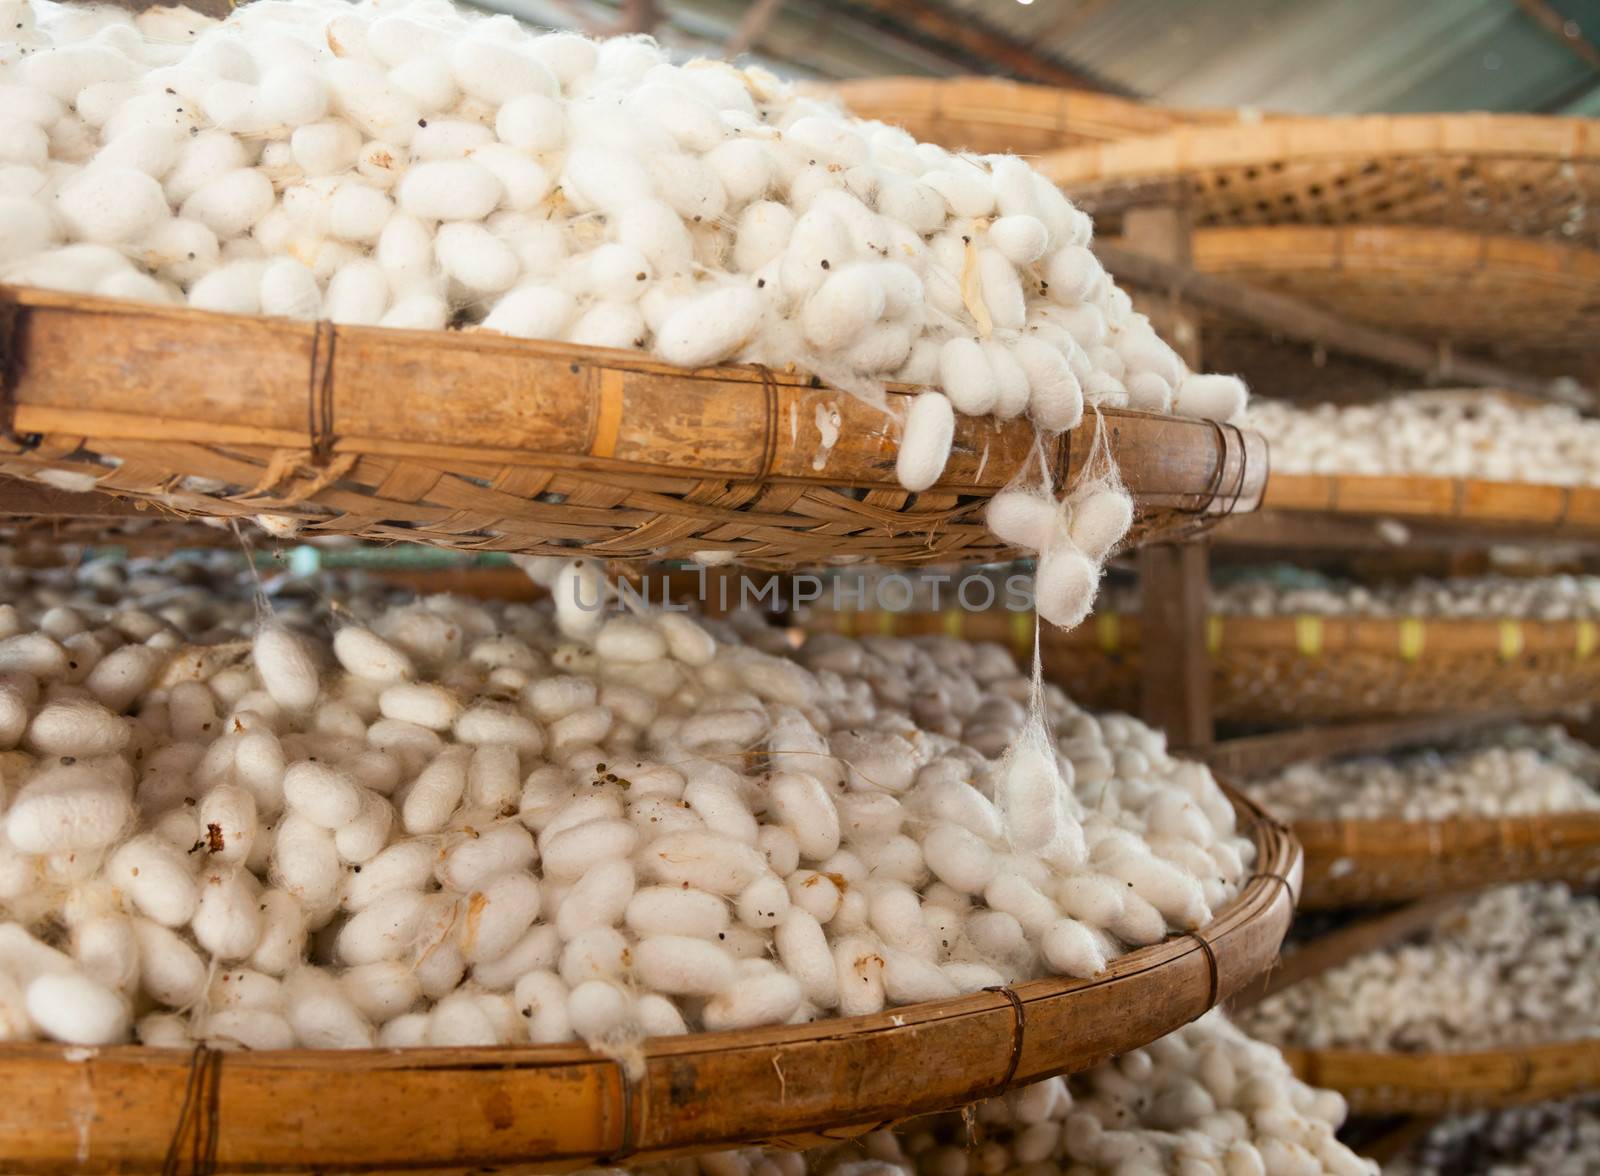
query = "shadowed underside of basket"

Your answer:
(1039, 113), (1600, 250)
(0, 788), (1297, 1175)
(1280, 1040), (1600, 1114)
(0, 287), (1265, 568)
(1294, 813), (1600, 909)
